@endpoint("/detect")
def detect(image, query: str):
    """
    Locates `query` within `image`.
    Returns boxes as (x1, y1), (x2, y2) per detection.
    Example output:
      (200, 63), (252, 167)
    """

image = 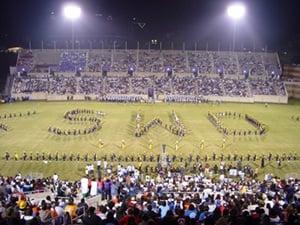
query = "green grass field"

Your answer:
(0, 100), (300, 180)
